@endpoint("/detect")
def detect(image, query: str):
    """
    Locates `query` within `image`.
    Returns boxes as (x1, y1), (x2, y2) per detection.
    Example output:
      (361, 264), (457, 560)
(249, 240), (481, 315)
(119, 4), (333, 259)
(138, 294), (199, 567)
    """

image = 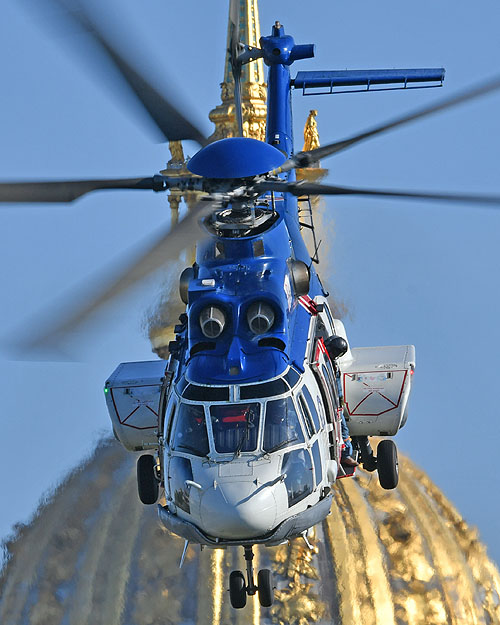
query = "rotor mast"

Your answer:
(261, 22), (315, 159)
